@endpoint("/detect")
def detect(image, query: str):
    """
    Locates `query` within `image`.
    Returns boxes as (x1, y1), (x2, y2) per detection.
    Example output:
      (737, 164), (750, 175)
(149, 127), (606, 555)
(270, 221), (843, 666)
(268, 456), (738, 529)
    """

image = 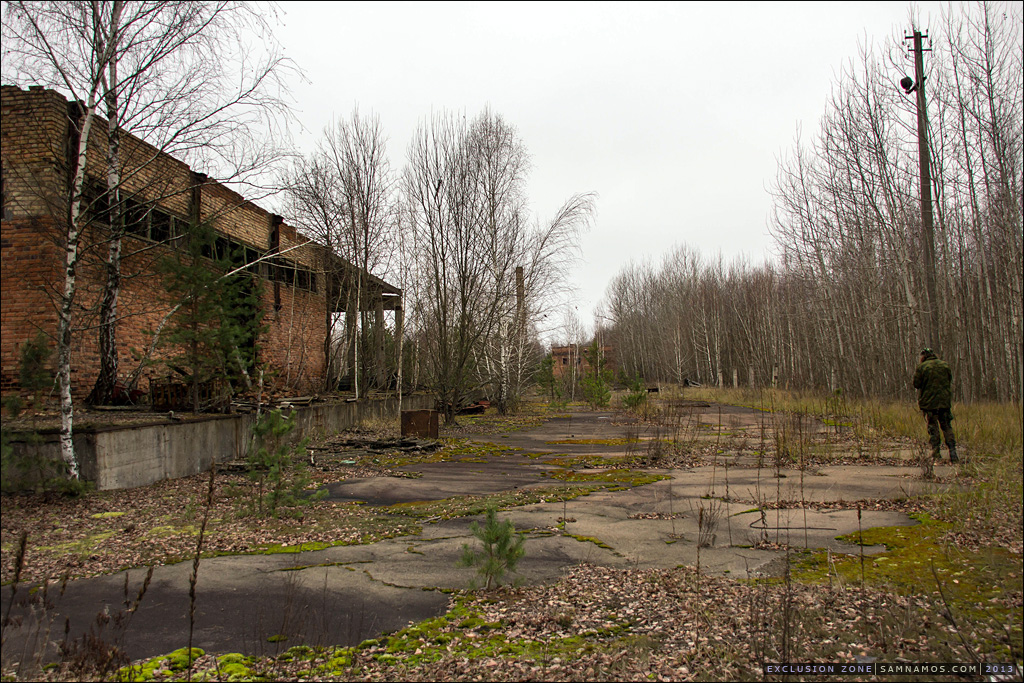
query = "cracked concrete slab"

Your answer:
(1, 407), (953, 664)
(325, 453), (559, 505)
